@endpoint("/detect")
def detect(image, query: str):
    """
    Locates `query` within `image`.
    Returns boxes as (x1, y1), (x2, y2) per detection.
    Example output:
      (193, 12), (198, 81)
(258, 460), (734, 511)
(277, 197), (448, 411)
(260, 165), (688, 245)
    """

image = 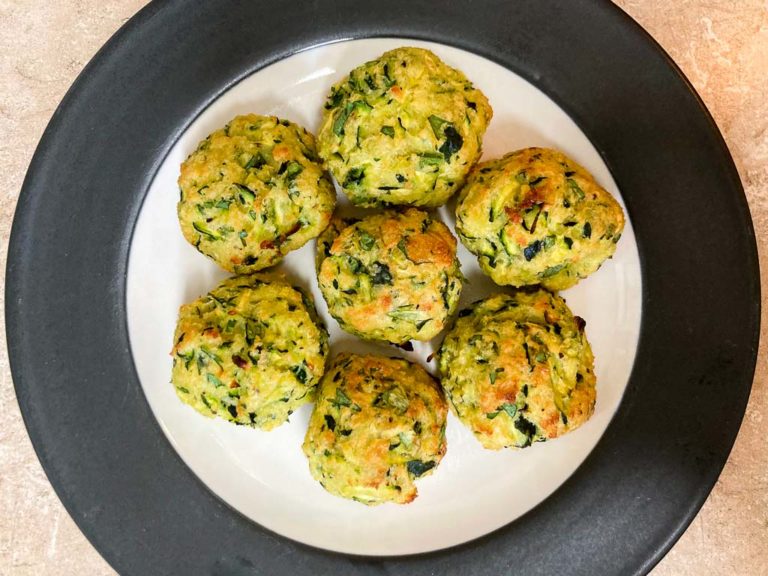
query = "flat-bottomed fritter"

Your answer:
(317, 209), (463, 344)
(171, 275), (329, 430)
(455, 148), (624, 290)
(438, 290), (596, 450)
(317, 47), (492, 207)
(178, 114), (335, 272)
(303, 353), (447, 505)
